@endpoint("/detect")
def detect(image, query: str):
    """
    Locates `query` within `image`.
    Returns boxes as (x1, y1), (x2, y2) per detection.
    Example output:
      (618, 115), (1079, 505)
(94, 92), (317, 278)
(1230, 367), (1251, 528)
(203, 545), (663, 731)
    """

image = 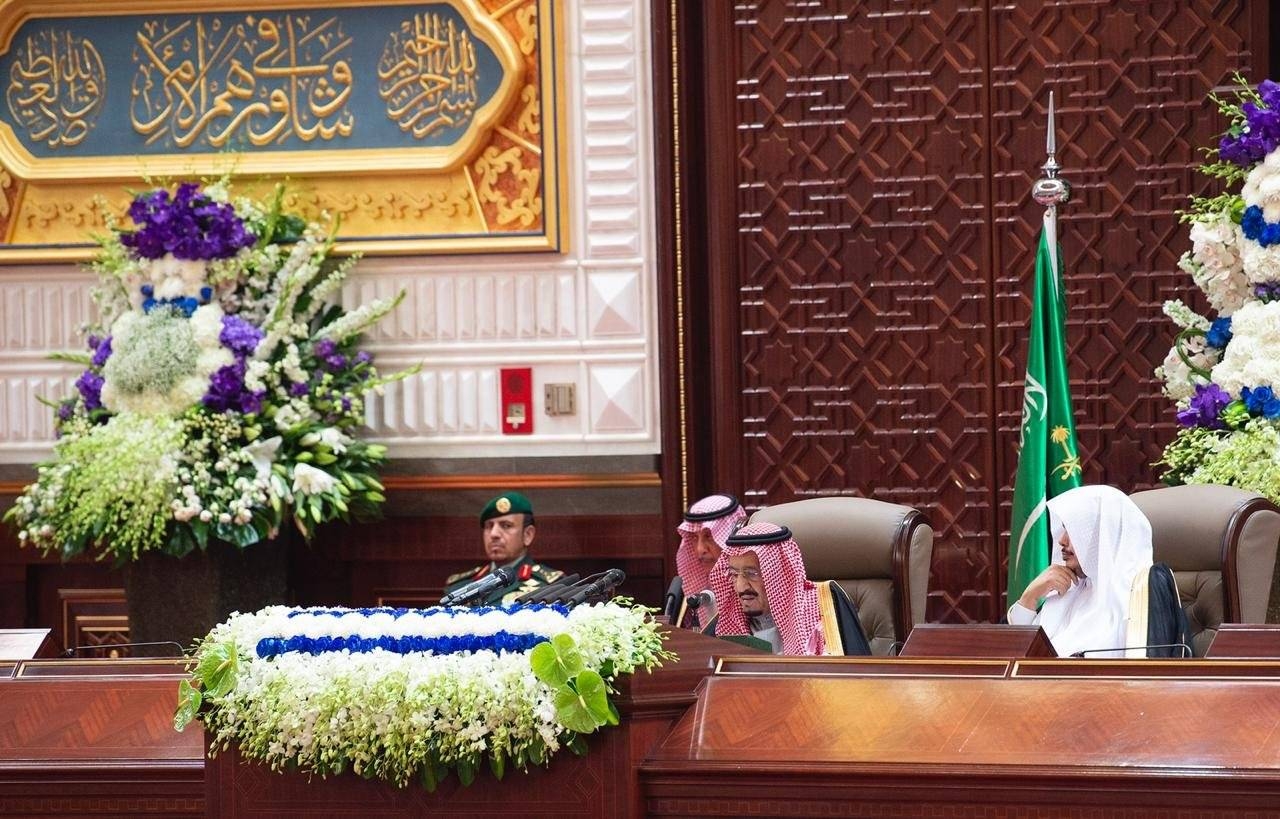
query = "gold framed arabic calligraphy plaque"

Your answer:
(0, 0), (566, 260)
